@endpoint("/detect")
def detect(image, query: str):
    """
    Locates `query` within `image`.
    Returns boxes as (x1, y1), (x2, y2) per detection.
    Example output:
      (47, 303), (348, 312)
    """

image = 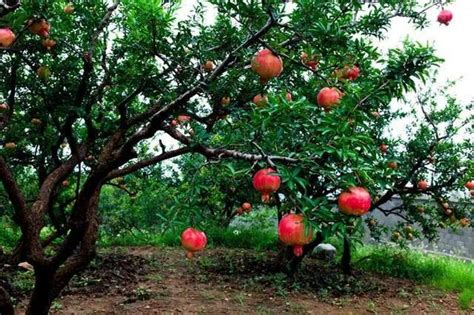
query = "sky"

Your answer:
(380, 0), (474, 103)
